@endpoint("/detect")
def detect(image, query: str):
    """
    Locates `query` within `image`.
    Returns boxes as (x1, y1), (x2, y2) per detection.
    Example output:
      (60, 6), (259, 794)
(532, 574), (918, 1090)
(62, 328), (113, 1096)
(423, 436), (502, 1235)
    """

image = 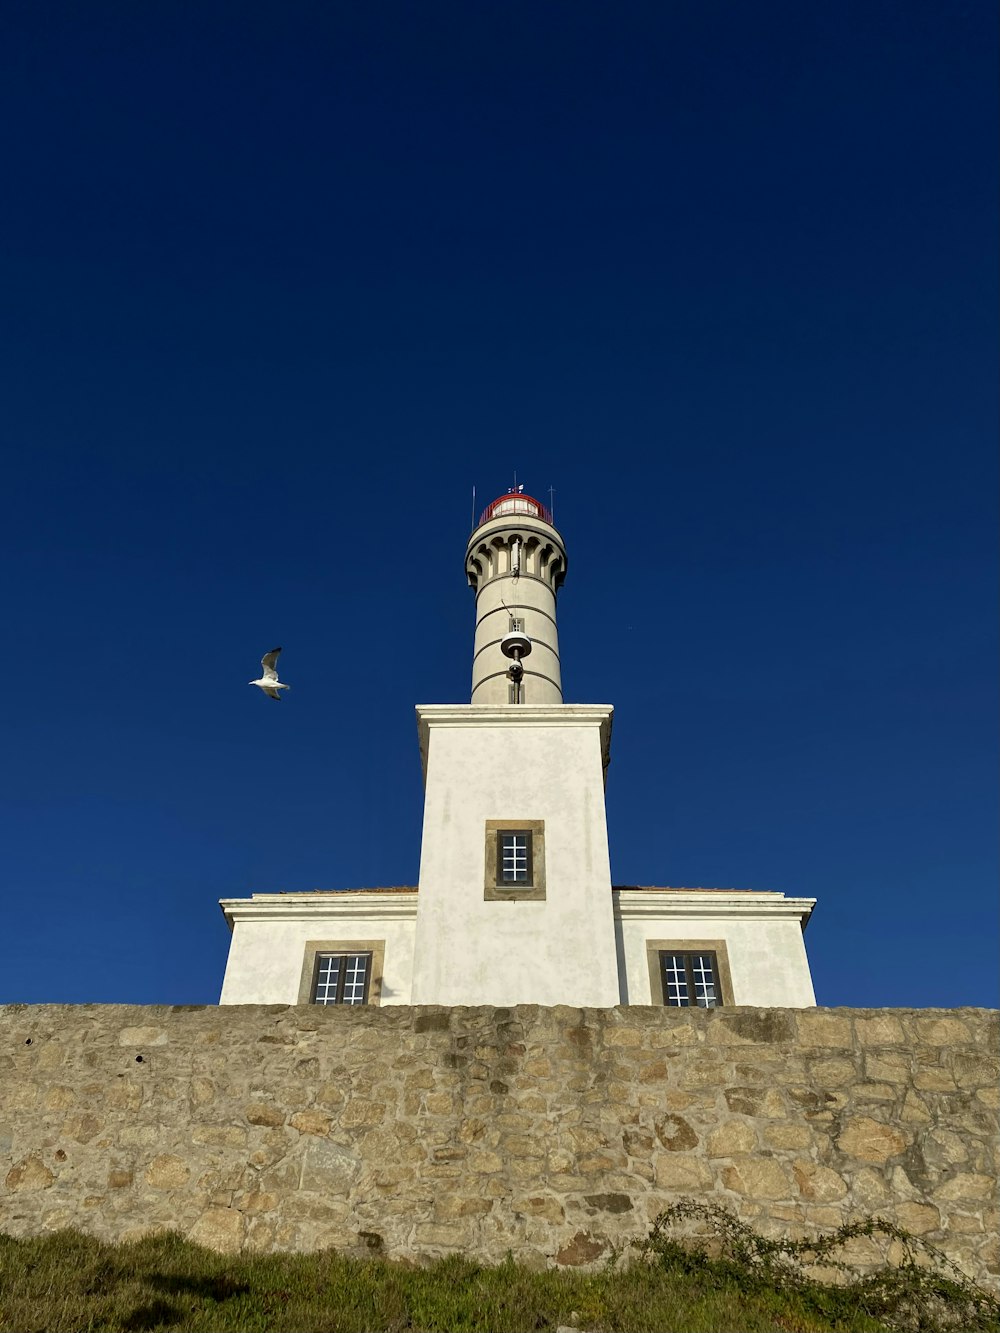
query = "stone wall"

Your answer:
(1, 1004), (996, 1288)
